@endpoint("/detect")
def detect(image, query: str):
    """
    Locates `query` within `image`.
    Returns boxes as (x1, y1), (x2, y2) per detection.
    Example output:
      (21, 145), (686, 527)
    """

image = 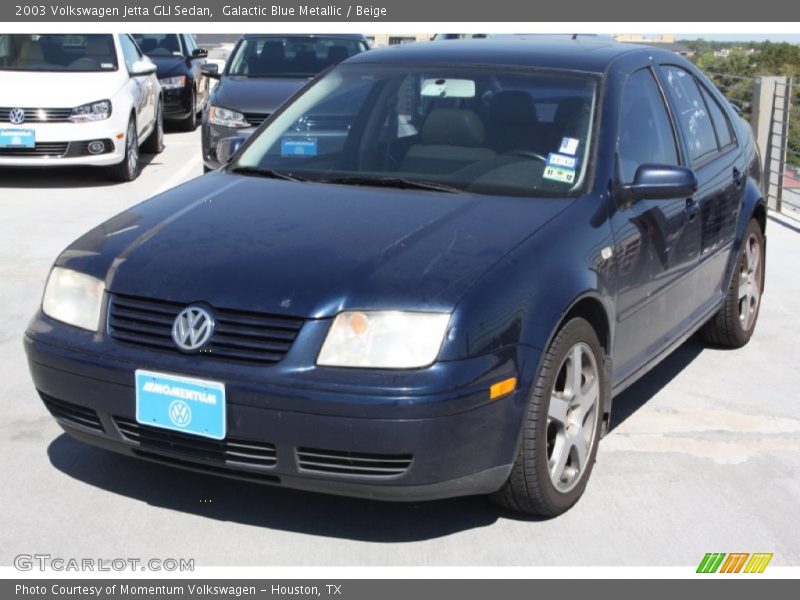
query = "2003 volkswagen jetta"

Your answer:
(25, 39), (766, 516)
